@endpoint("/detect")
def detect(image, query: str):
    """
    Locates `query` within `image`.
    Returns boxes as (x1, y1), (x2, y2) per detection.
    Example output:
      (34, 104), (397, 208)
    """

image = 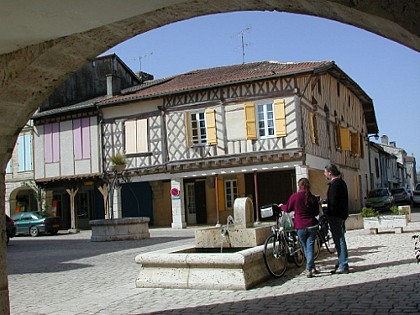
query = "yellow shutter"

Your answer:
(124, 120), (137, 154)
(205, 108), (217, 145)
(274, 99), (286, 137)
(244, 103), (257, 140)
(335, 124), (342, 149)
(351, 132), (360, 156)
(340, 128), (351, 151)
(218, 178), (225, 212)
(185, 113), (192, 147)
(353, 175), (360, 200)
(308, 112), (316, 144)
